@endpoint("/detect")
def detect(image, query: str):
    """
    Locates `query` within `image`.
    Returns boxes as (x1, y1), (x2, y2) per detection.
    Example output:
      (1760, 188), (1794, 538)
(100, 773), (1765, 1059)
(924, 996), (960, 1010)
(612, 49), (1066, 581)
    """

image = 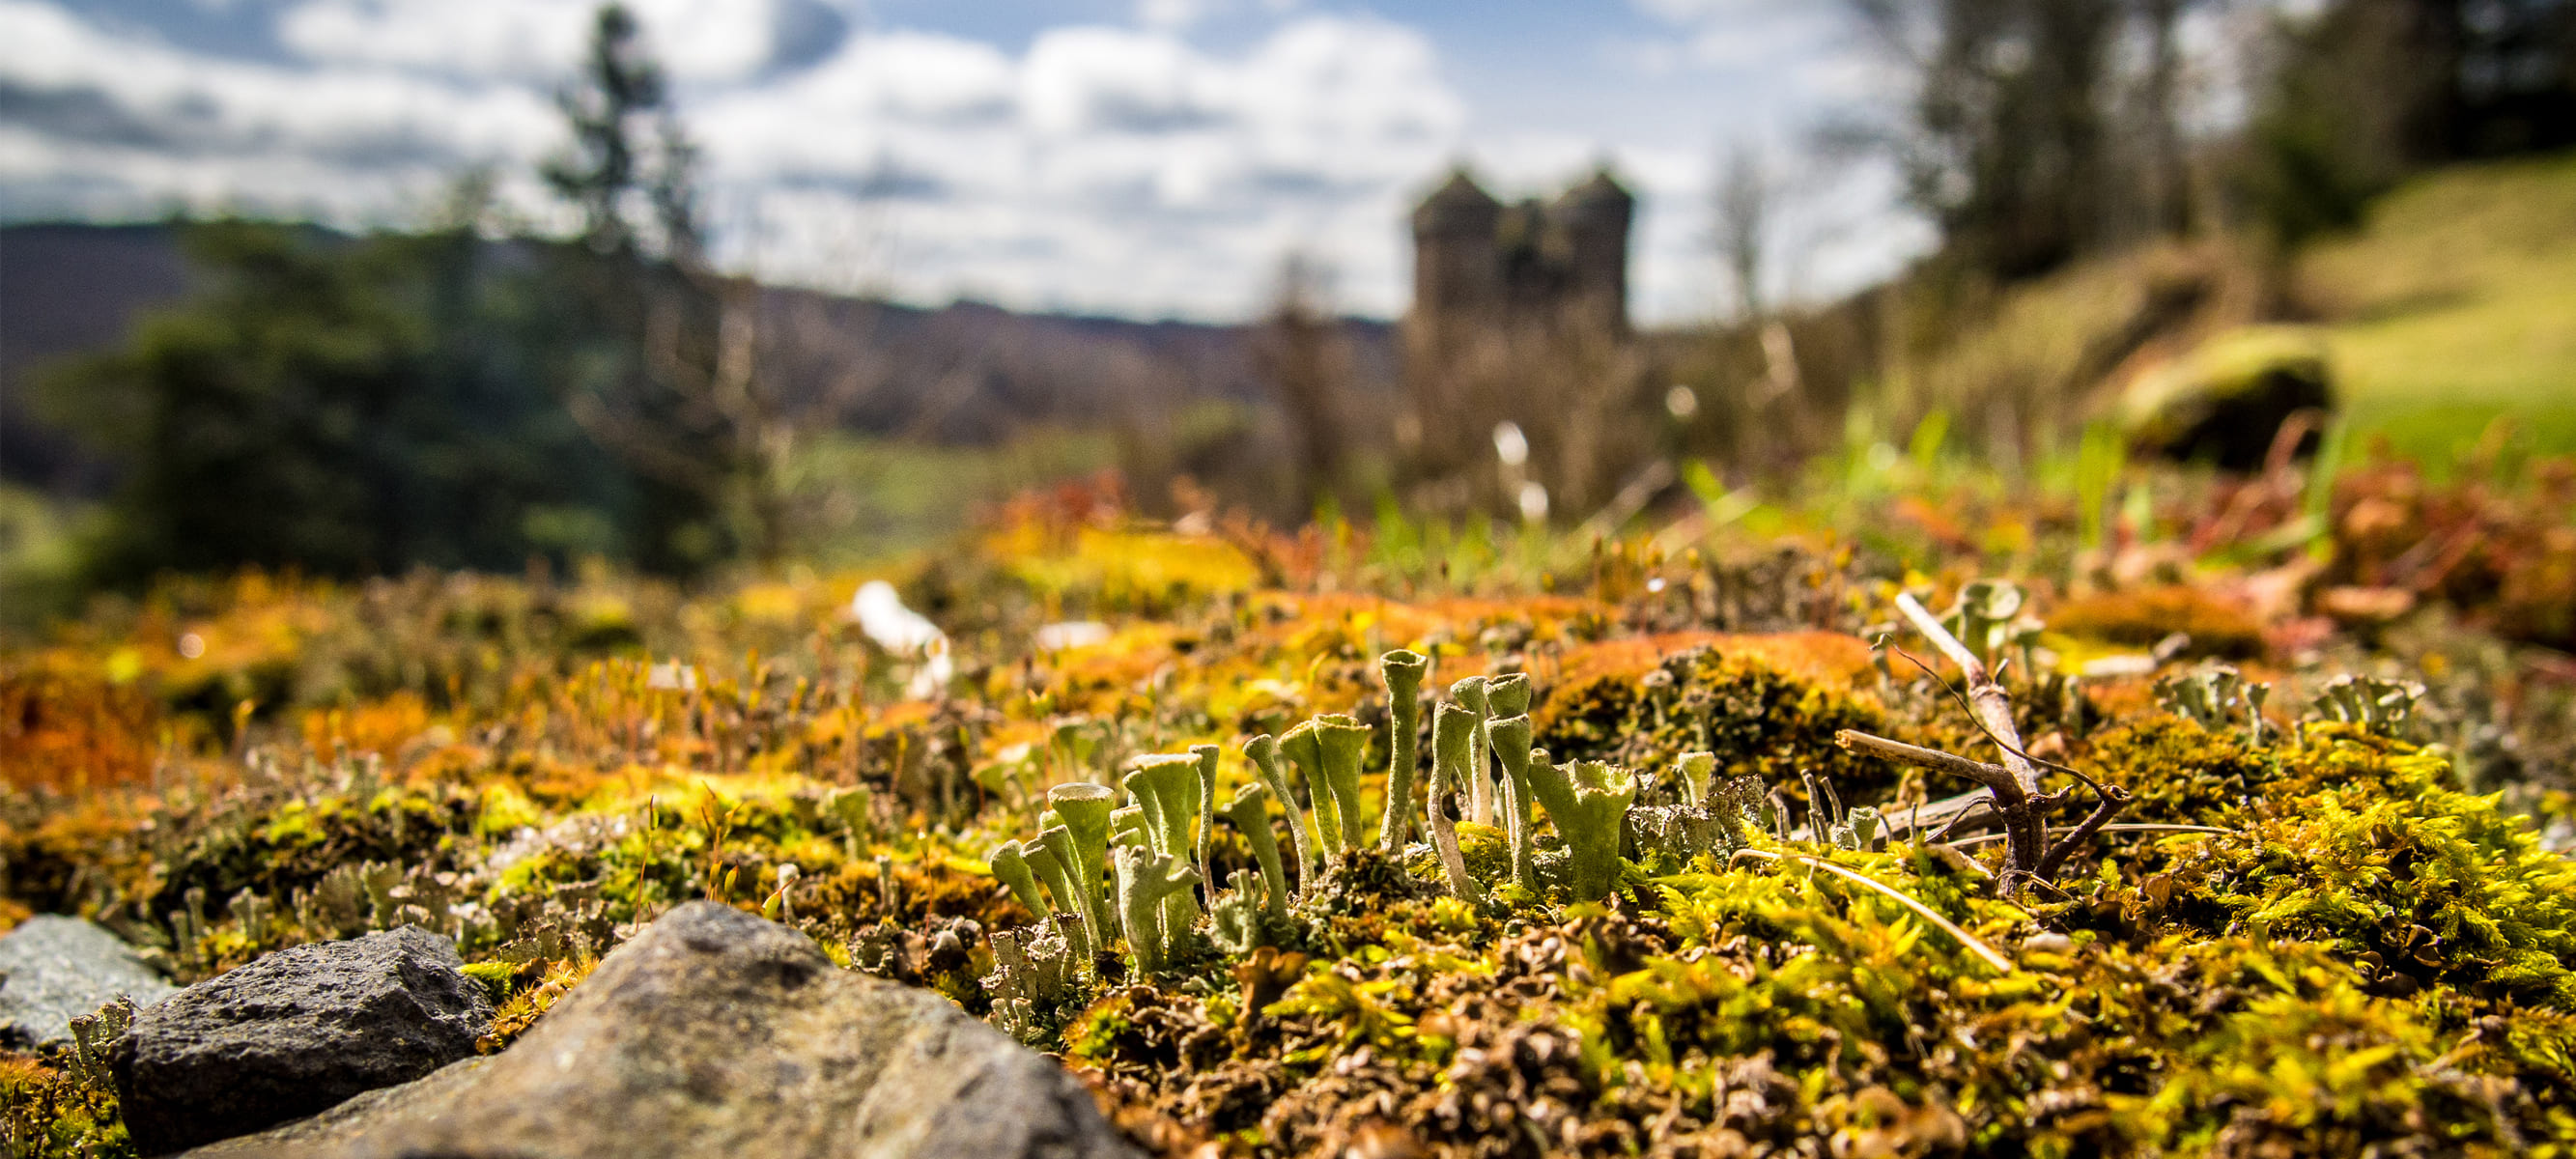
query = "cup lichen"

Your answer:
(1043, 781), (1116, 940)
(1523, 755), (1638, 901)
(1426, 701), (1484, 902)
(1281, 714), (1369, 862)
(1222, 782), (1289, 919)
(1376, 649), (1431, 852)
(988, 839), (1048, 918)
(1449, 675), (1494, 825)
(1113, 844), (1202, 974)
(1241, 732), (1316, 894)
(1487, 714), (1539, 890)
(1024, 827), (1095, 959)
